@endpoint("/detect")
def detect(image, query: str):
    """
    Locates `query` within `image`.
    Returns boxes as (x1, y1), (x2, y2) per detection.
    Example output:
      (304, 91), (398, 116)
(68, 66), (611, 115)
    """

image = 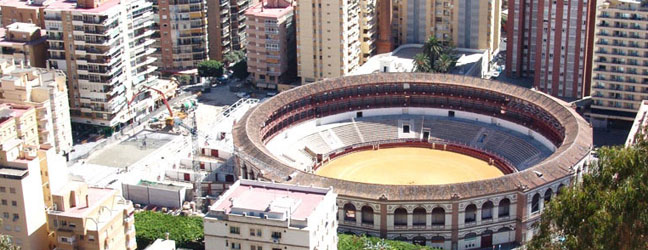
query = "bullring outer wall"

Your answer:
(232, 73), (592, 249)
